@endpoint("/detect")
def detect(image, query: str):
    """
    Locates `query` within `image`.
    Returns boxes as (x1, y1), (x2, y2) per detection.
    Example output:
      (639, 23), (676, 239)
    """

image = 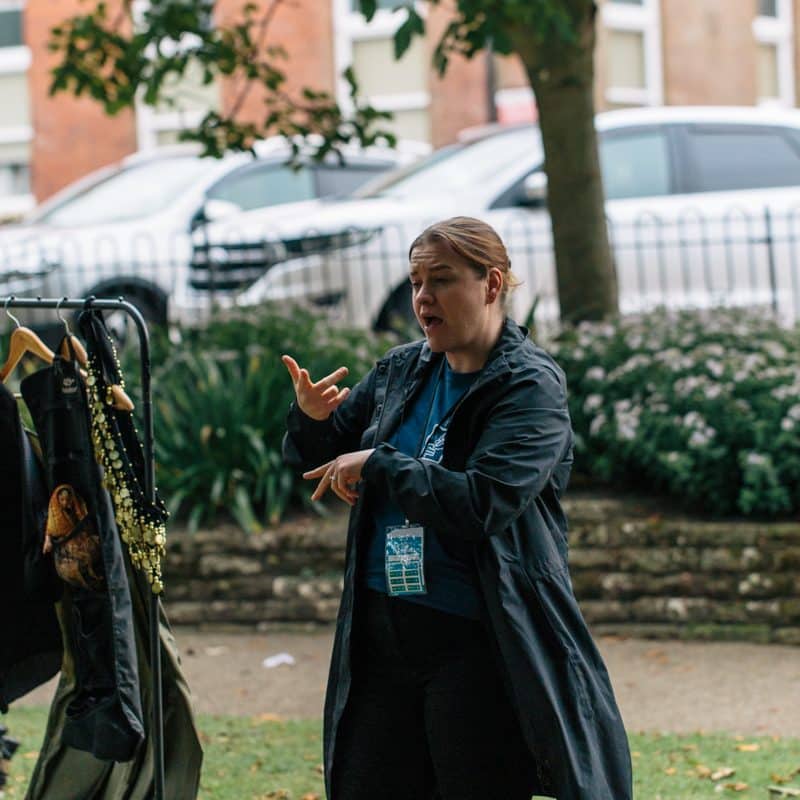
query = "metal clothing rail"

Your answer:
(1, 295), (165, 800)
